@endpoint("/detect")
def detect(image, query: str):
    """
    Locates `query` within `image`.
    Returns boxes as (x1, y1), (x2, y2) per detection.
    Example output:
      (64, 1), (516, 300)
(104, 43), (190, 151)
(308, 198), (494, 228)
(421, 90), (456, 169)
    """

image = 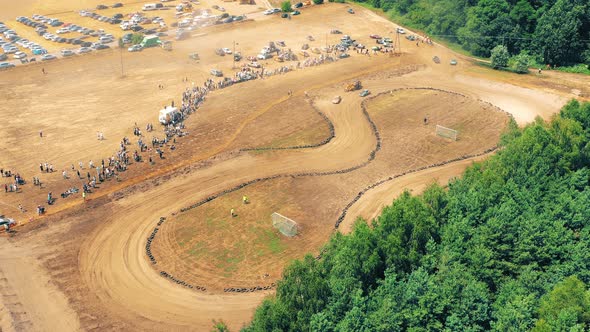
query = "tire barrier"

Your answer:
(239, 97), (336, 152)
(146, 217), (166, 264)
(223, 283), (277, 293)
(147, 87), (513, 294)
(332, 146), (499, 230)
(159, 271), (206, 291)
